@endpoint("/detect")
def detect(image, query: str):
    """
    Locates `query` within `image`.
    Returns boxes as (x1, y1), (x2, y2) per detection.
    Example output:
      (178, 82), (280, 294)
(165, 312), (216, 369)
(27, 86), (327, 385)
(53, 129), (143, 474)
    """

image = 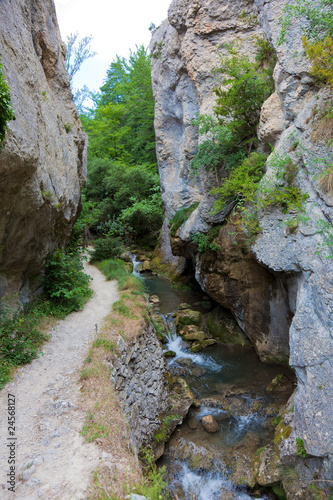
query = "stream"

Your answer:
(132, 255), (291, 499)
